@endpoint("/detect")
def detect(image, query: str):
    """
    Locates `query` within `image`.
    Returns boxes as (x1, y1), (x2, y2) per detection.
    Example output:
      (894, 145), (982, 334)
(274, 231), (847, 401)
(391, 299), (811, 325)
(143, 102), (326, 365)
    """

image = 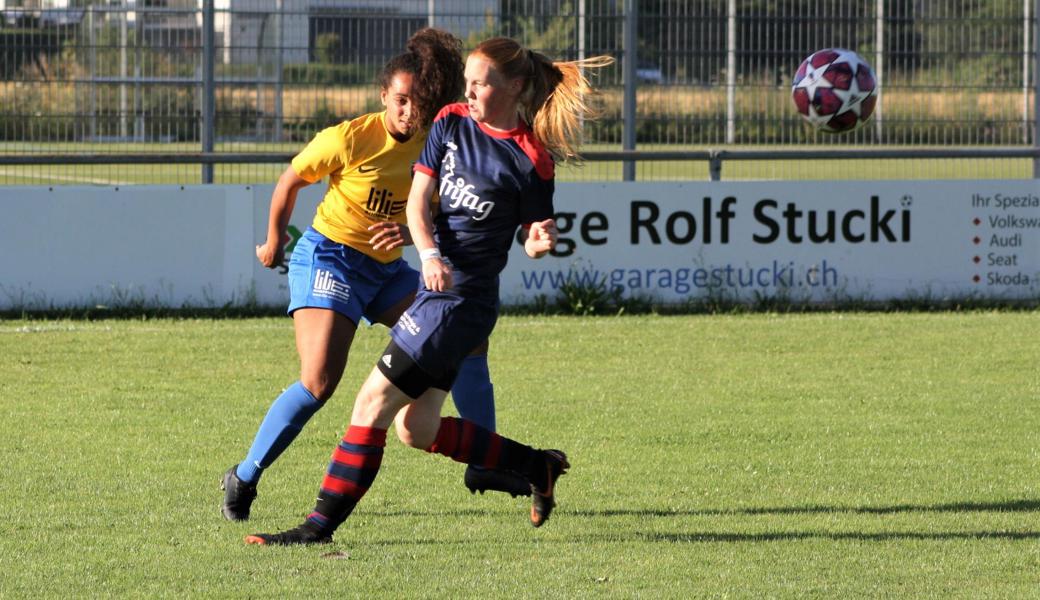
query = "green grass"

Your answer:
(1, 313), (1039, 597)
